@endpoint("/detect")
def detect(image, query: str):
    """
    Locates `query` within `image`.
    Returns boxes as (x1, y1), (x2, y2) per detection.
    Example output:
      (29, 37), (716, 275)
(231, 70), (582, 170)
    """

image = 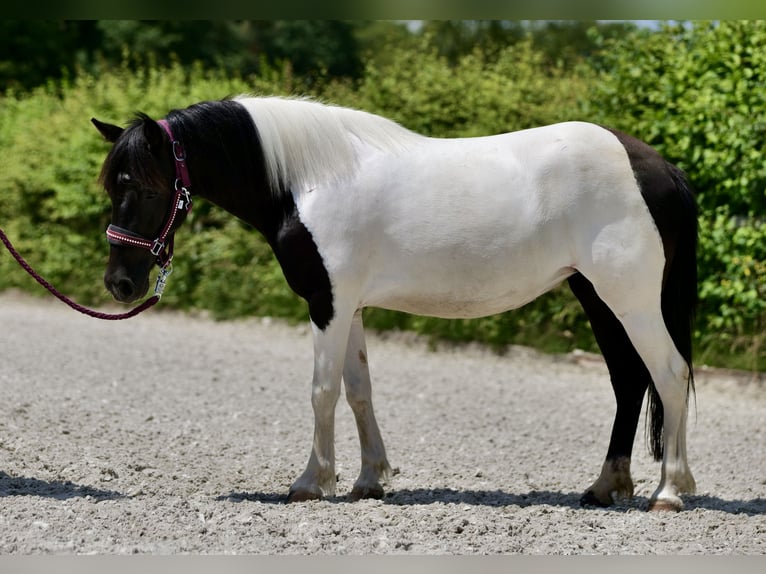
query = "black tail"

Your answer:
(647, 162), (698, 460)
